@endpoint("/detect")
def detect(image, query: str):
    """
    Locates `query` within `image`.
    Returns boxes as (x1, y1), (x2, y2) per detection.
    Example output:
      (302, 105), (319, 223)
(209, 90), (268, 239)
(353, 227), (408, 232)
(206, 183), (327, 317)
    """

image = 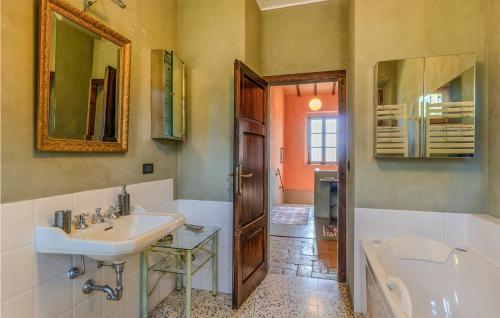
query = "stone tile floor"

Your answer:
(269, 235), (337, 280)
(150, 273), (364, 318)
